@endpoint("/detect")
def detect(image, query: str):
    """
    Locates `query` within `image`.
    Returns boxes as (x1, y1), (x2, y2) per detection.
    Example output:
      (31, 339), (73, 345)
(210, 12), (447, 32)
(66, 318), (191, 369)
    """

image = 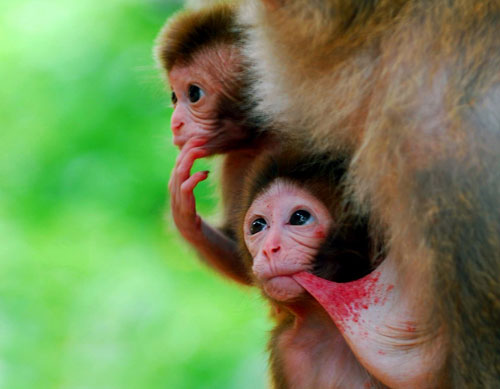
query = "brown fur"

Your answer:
(241, 0), (500, 386)
(155, 2), (240, 72)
